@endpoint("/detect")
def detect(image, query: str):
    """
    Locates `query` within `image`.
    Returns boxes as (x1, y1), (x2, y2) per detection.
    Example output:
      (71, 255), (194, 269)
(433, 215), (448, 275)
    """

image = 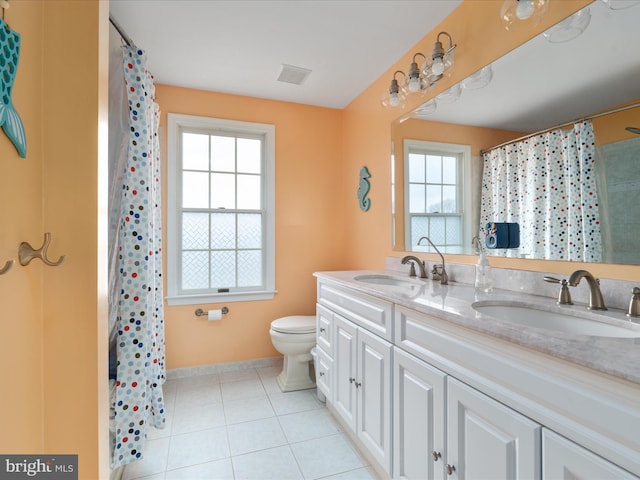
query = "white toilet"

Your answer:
(269, 315), (317, 392)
